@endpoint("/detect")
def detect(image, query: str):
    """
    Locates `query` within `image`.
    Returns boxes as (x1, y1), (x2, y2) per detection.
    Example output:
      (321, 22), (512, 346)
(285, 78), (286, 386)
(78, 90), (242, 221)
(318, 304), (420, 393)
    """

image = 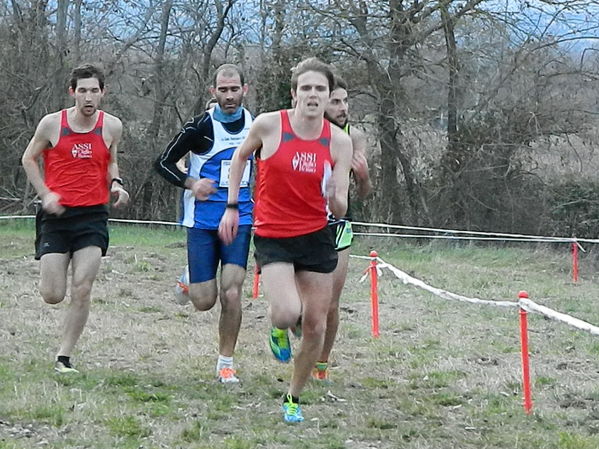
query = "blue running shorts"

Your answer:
(187, 225), (252, 283)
